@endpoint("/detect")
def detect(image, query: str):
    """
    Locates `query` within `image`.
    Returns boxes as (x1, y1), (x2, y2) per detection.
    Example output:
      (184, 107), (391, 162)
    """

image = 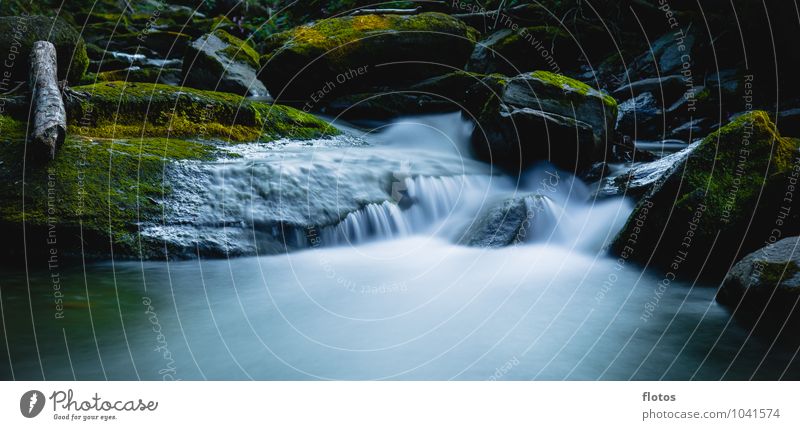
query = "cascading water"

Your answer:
(5, 112), (798, 381)
(141, 112), (632, 256)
